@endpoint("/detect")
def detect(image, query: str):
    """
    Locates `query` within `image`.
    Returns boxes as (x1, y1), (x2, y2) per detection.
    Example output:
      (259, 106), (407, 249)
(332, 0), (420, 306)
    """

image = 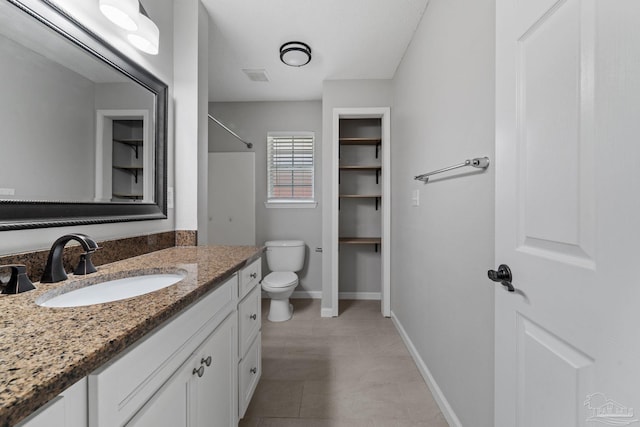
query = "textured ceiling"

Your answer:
(201, 0), (430, 102)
